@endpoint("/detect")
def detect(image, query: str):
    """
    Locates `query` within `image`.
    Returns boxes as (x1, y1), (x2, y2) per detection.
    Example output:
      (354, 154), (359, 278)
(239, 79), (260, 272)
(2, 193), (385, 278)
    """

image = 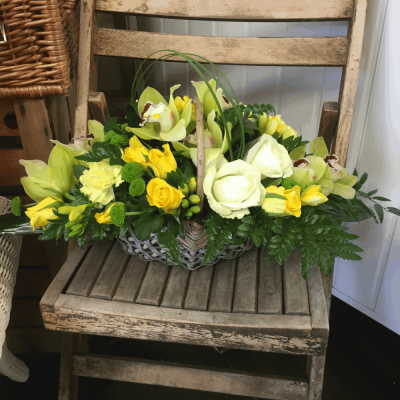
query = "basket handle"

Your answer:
(192, 96), (205, 212)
